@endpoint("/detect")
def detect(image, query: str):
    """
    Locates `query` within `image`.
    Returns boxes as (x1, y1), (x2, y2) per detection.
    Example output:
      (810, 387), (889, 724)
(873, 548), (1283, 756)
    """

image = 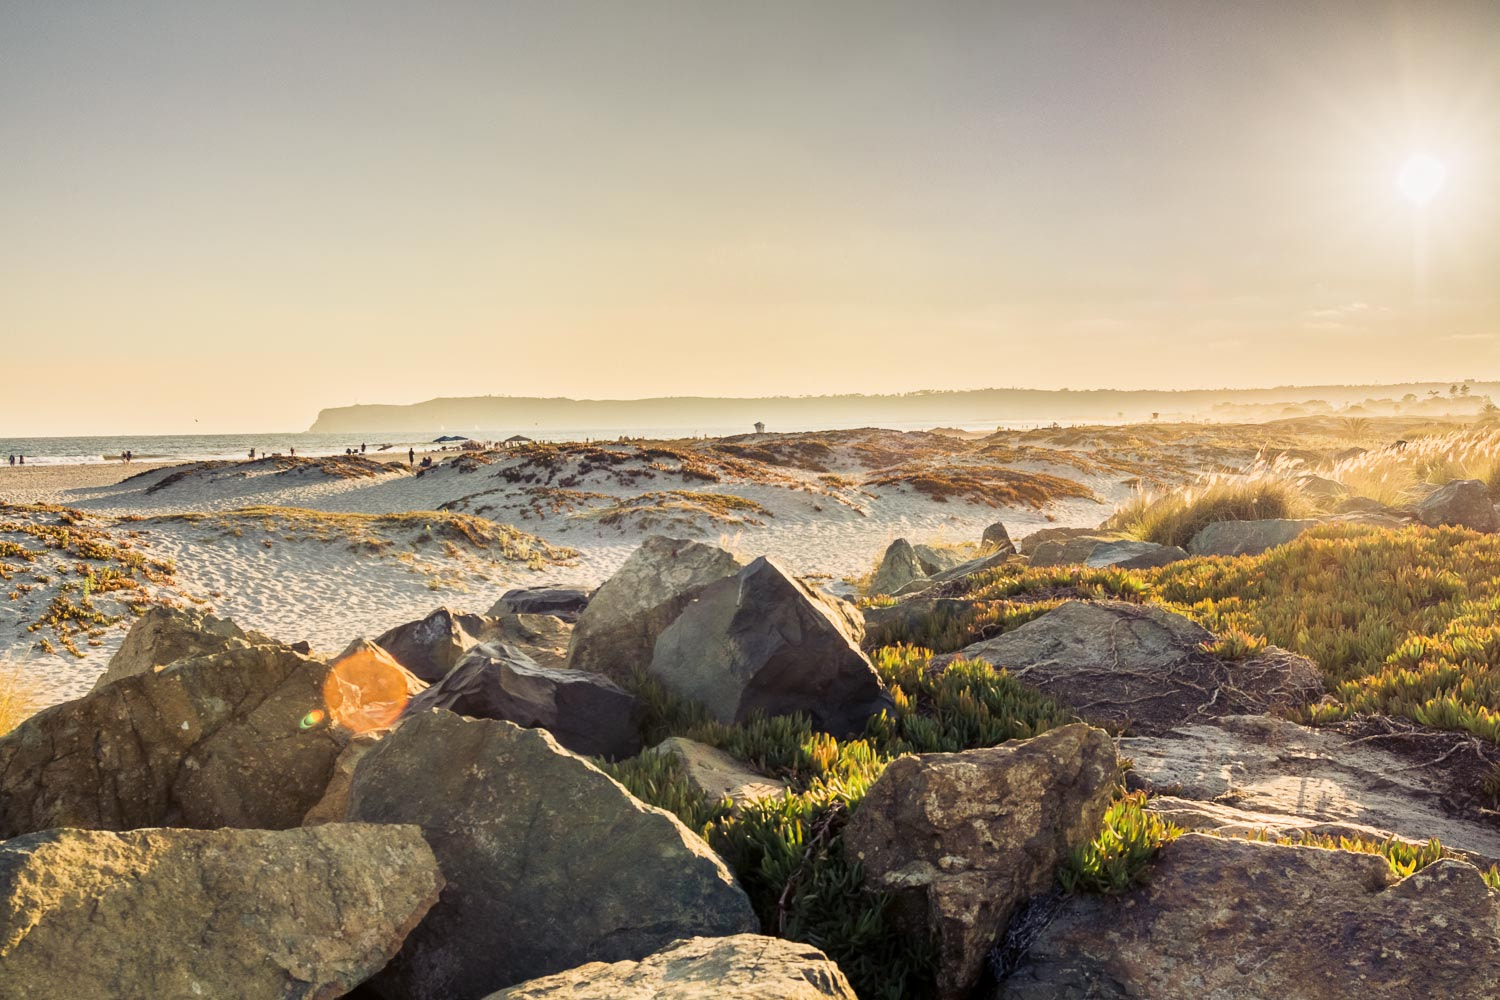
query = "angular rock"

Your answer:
(947, 601), (1323, 733)
(567, 535), (744, 680)
(485, 612), (573, 667)
(374, 606), (495, 683)
(913, 543), (969, 576)
(485, 935), (857, 1000)
(981, 520), (1016, 554)
(871, 538), (927, 596)
(1296, 474), (1349, 500)
(0, 824), (443, 1000)
(1187, 518), (1320, 557)
(1415, 478), (1498, 532)
(1028, 534), (1120, 567)
(650, 556), (889, 734)
(649, 737), (789, 810)
(403, 642), (640, 759)
(0, 645), (357, 837)
(1018, 525), (1119, 556)
(91, 605), (271, 692)
(1123, 715), (1500, 864)
(997, 834), (1500, 999)
(845, 724), (1117, 1000)
(302, 730), (385, 826)
(1082, 539), (1187, 569)
(896, 550), (1017, 596)
(343, 710), (758, 999)
(487, 585), (592, 622)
